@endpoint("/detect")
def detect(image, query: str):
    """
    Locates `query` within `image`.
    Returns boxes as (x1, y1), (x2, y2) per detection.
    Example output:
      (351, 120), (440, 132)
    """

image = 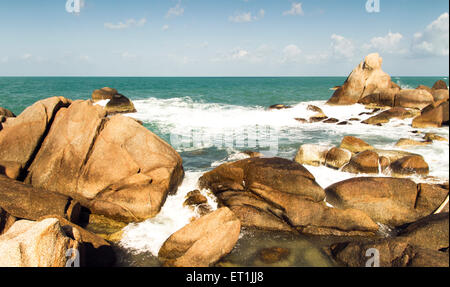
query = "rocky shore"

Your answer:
(0, 53), (448, 267)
